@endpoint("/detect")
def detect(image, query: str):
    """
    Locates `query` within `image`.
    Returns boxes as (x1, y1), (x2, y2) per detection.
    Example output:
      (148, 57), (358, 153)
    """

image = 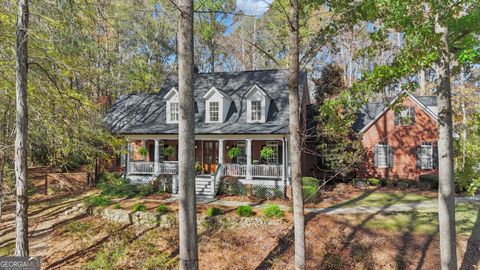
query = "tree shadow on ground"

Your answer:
(460, 206), (480, 270)
(253, 188), (381, 270)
